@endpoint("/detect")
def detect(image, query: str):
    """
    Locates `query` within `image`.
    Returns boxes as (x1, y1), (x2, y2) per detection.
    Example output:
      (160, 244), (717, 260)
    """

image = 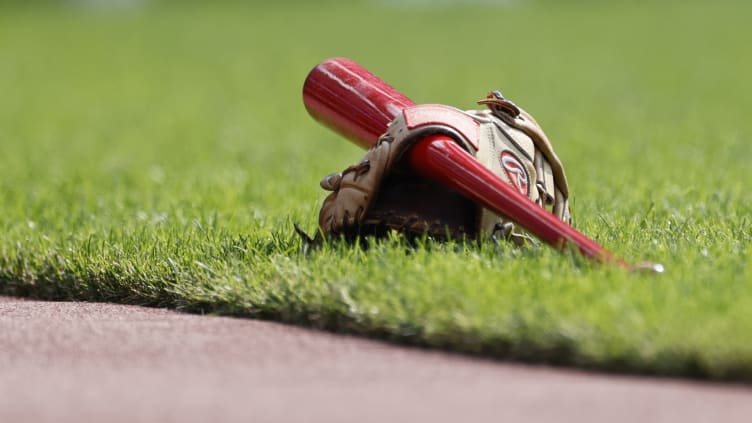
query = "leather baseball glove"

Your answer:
(310, 91), (570, 244)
